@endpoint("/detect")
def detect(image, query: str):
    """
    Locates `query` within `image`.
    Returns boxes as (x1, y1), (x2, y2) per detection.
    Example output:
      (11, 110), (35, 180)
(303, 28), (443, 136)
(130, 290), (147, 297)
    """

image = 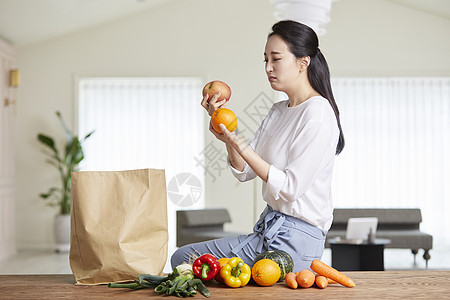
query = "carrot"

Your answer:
(310, 259), (355, 288)
(315, 275), (328, 289)
(296, 269), (315, 288)
(327, 278), (337, 284)
(285, 272), (298, 289)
